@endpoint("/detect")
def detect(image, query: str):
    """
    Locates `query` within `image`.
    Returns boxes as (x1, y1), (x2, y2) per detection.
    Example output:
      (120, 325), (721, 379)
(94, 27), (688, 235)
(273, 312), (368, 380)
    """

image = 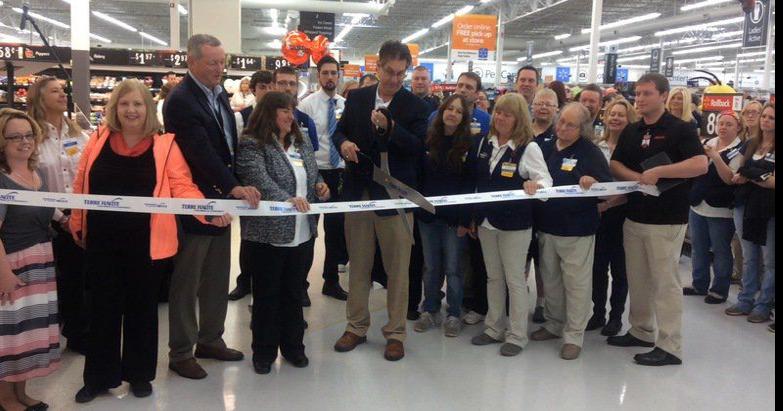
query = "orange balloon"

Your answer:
(282, 31), (310, 65)
(310, 35), (331, 64)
